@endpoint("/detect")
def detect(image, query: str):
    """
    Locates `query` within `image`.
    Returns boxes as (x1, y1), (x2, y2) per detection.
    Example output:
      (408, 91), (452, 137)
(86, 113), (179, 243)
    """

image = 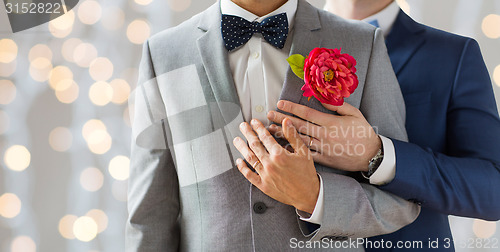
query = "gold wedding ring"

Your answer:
(252, 160), (261, 168)
(308, 136), (314, 148)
